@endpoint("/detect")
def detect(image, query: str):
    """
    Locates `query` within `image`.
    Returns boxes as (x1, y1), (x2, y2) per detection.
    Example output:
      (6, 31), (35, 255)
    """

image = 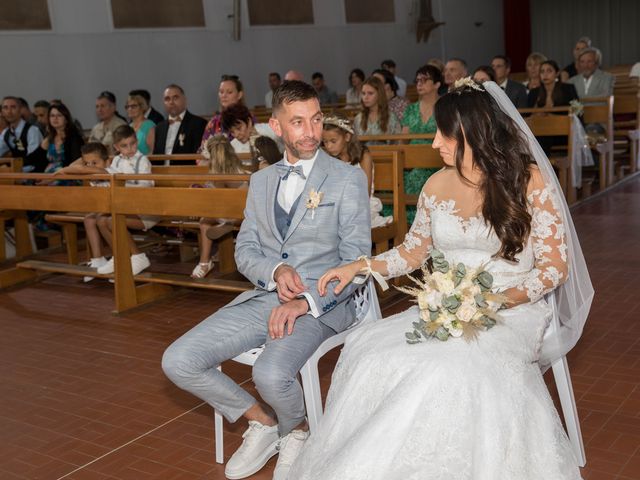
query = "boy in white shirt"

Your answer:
(58, 127), (155, 278)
